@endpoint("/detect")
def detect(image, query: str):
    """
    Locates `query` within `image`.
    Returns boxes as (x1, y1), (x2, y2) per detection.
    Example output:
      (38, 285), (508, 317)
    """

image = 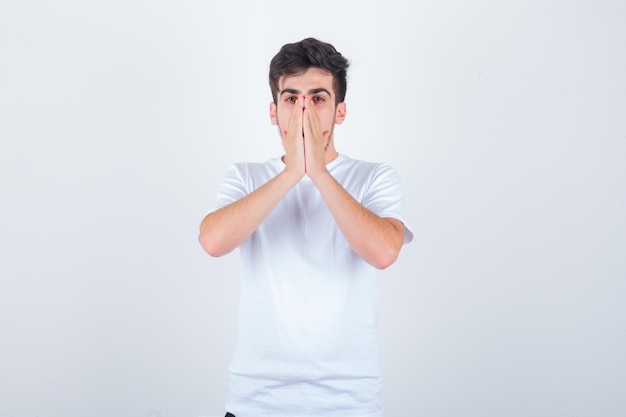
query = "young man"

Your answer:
(200, 38), (413, 417)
